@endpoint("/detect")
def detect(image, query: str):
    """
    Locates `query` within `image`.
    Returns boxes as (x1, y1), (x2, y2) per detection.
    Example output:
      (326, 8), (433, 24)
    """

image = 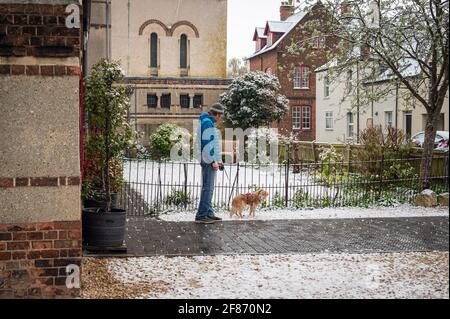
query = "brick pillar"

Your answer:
(0, 0), (82, 299)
